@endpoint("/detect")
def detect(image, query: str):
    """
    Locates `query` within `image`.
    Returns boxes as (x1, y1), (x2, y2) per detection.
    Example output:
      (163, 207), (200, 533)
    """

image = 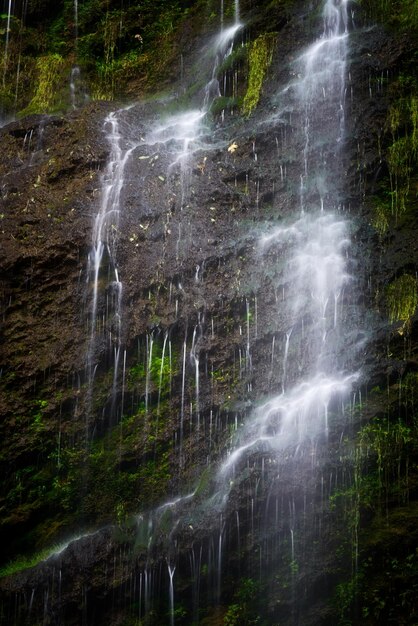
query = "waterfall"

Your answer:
(4, 1), (369, 623)
(69, 0), (86, 108)
(86, 110), (135, 428)
(216, 0), (356, 485)
(167, 563), (176, 626)
(234, 0), (240, 24)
